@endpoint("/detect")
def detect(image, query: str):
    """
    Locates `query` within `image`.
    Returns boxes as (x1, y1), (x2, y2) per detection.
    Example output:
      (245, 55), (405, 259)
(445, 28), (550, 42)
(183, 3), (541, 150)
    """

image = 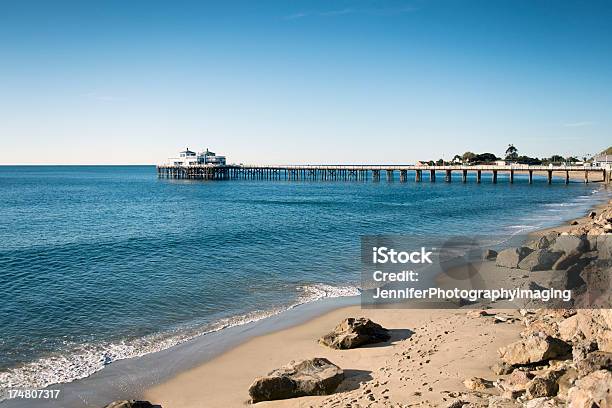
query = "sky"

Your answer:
(0, 0), (611, 165)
